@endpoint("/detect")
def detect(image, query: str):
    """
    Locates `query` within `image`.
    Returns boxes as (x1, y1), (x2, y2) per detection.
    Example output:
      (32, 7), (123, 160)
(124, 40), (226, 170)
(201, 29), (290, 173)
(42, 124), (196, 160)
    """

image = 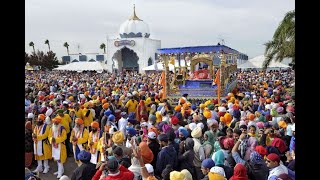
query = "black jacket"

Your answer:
(71, 162), (97, 180)
(245, 162), (269, 180)
(178, 138), (195, 173)
(148, 140), (160, 169)
(155, 146), (177, 176)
